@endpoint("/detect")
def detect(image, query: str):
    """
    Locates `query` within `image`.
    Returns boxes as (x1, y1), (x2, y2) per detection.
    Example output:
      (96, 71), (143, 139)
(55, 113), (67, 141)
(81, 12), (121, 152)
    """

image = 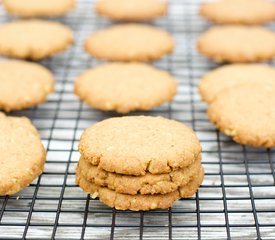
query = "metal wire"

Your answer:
(0, 0), (275, 239)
